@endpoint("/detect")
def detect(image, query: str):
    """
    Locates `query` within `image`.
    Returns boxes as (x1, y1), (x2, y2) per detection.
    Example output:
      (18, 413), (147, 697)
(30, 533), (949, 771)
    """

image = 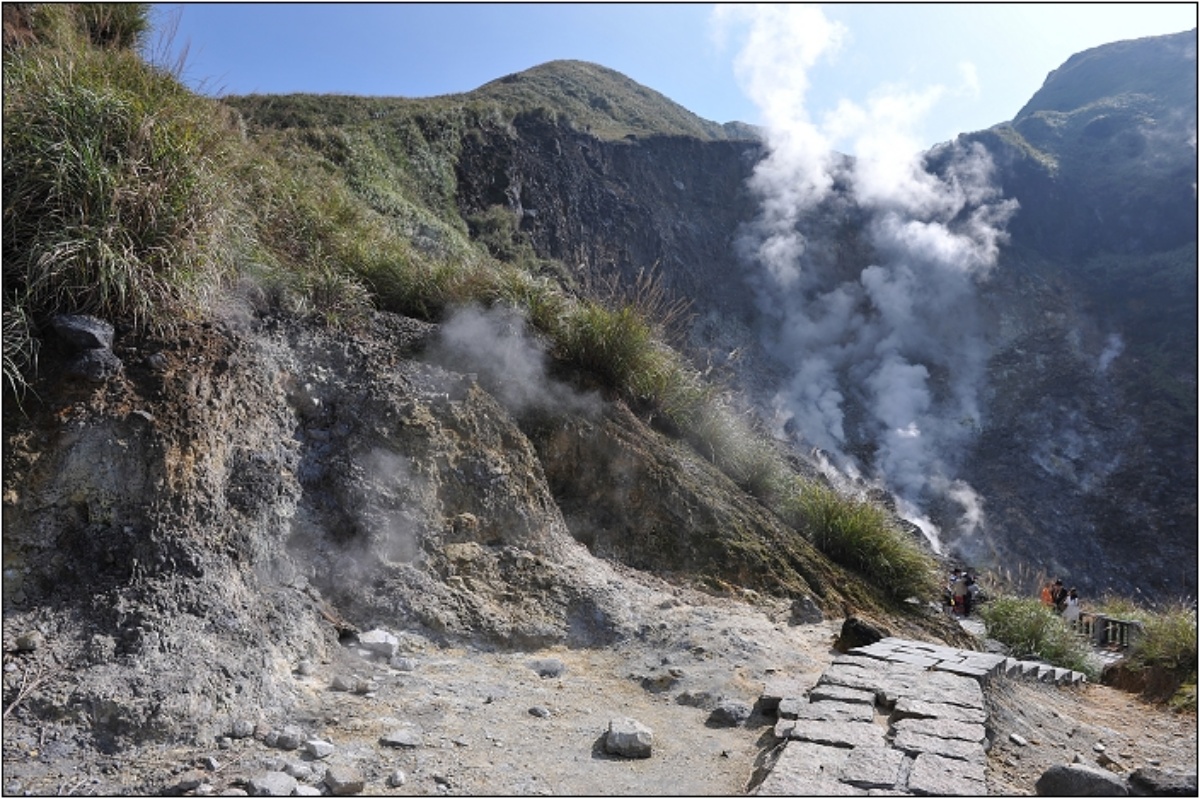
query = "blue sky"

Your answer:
(150, 3), (1197, 153)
